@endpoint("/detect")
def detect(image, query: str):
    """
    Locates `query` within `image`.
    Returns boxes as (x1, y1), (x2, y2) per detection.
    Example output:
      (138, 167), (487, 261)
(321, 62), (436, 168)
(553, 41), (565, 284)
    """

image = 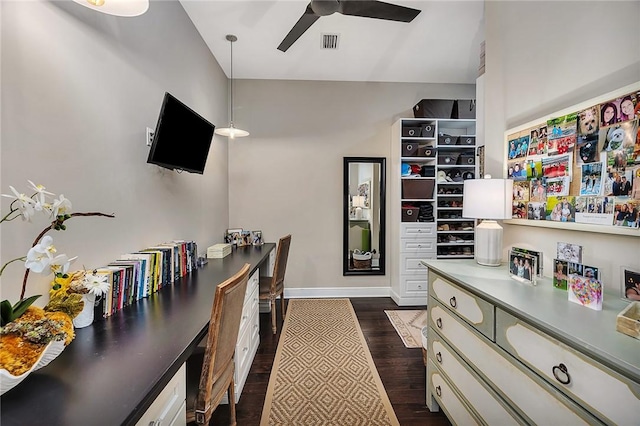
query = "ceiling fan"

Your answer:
(277, 0), (421, 52)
